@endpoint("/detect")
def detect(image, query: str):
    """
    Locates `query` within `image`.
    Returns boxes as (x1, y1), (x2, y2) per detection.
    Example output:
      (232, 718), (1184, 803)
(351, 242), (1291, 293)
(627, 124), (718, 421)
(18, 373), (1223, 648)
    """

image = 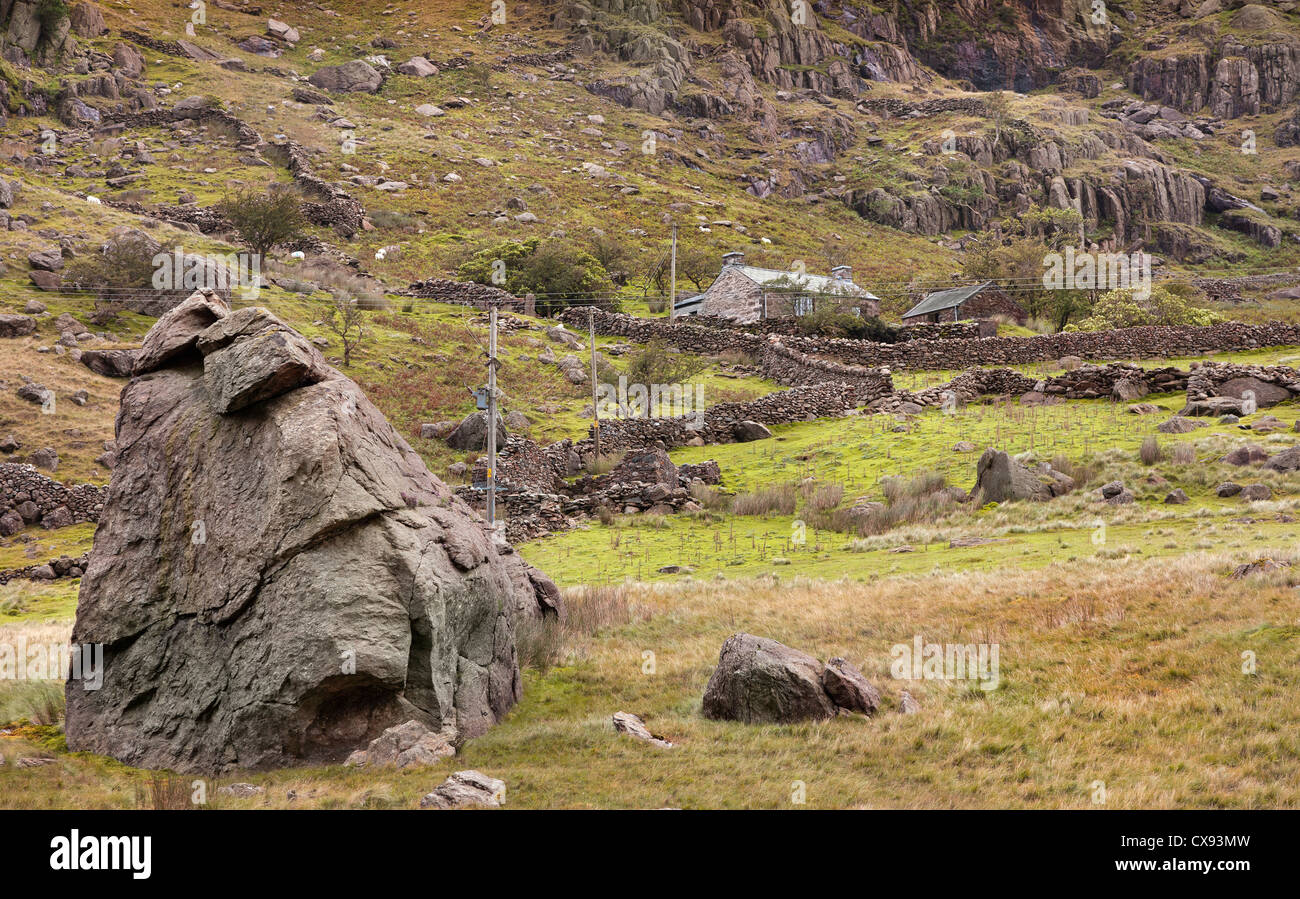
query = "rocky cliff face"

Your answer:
(65, 292), (560, 773)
